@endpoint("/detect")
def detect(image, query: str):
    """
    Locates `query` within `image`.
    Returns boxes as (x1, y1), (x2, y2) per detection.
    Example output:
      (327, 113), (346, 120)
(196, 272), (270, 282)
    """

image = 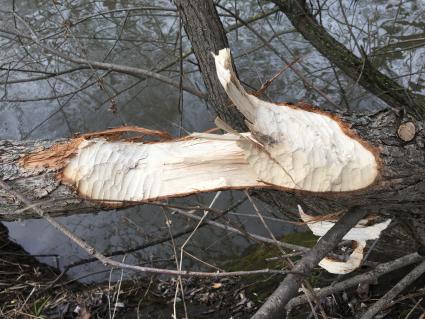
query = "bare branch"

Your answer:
(271, 0), (425, 119)
(0, 179), (295, 278)
(286, 252), (424, 311)
(360, 260), (425, 319)
(252, 206), (368, 319)
(0, 26), (206, 98)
